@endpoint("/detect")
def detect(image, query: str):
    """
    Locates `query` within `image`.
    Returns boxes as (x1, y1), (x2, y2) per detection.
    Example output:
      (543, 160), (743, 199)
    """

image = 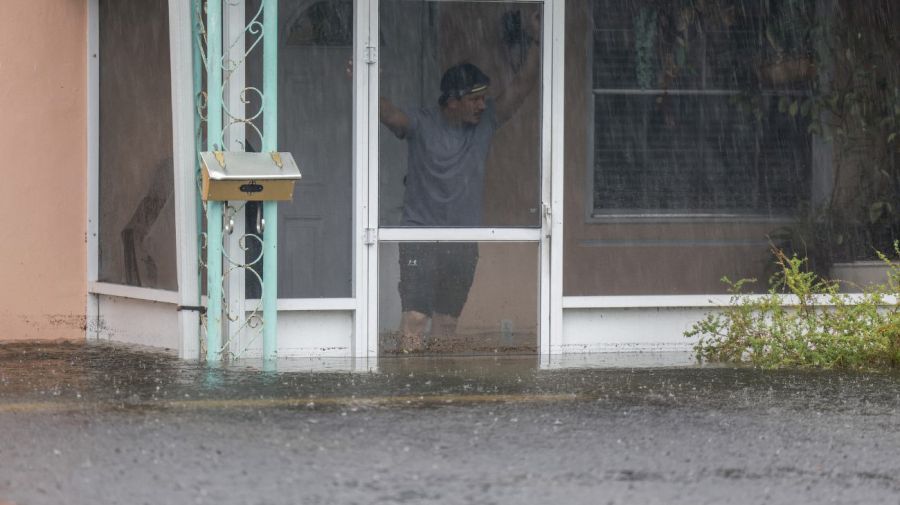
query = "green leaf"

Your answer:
(829, 95), (840, 109)
(778, 96), (789, 113)
(869, 202), (886, 223)
(789, 101), (799, 117)
(800, 99), (813, 117)
(889, 132), (897, 144)
(675, 46), (686, 67)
